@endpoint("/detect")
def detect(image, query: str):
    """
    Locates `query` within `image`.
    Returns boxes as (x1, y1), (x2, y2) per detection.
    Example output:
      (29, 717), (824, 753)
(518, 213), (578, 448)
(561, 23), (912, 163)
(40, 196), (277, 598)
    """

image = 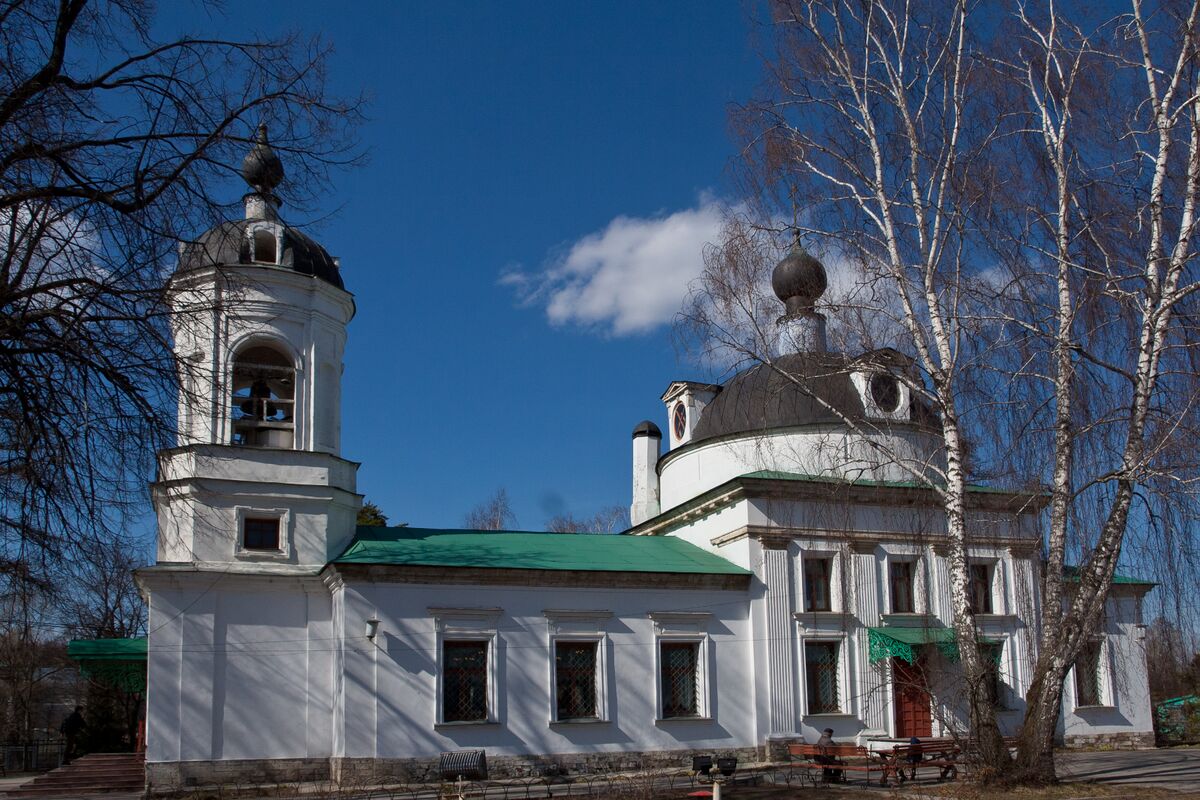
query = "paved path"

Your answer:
(1057, 747), (1200, 790)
